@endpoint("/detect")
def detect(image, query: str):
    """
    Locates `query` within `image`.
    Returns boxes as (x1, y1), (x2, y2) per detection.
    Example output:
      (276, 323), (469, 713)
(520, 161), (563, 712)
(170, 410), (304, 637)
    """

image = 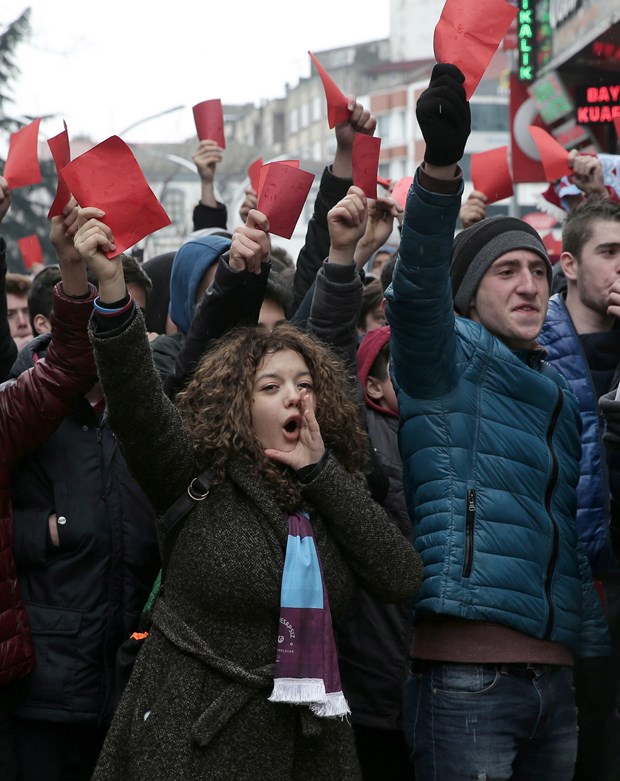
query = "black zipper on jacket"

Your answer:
(543, 390), (564, 639)
(462, 488), (476, 578)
